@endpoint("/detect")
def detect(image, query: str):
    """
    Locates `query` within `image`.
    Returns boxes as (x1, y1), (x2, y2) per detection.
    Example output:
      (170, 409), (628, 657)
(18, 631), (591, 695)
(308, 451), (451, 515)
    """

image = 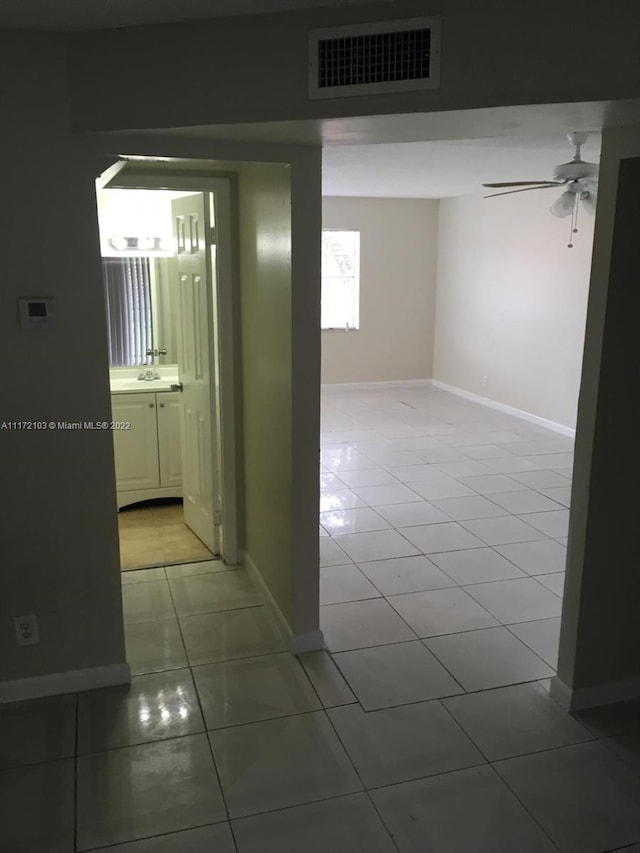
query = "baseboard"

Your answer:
(244, 554), (325, 655)
(0, 662), (131, 704)
(290, 630), (325, 654)
(321, 379), (432, 391)
(431, 379), (576, 438)
(550, 673), (640, 711)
